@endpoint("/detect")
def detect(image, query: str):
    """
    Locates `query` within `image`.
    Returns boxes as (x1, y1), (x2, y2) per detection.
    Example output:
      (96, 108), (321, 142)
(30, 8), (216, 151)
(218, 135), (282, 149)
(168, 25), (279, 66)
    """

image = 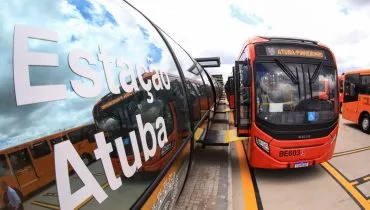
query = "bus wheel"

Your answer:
(360, 114), (370, 133)
(82, 154), (93, 165)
